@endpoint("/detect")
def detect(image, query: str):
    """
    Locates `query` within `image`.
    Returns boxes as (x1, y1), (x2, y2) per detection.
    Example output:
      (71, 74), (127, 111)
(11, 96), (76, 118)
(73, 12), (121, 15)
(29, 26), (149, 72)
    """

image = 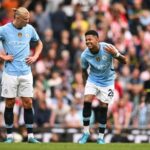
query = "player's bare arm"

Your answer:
(0, 52), (13, 61)
(82, 68), (88, 86)
(104, 44), (127, 64)
(26, 40), (43, 64)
